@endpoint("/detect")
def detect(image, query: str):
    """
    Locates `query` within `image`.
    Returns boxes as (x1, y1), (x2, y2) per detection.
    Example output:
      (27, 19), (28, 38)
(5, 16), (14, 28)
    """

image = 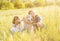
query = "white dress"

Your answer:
(11, 22), (23, 34)
(23, 15), (33, 30)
